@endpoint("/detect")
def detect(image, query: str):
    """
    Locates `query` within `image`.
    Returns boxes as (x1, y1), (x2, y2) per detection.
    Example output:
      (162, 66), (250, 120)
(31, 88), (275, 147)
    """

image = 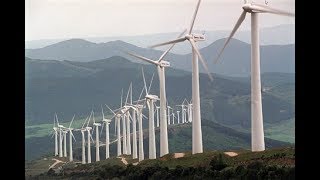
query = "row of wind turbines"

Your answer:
(50, 0), (294, 164)
(51, 78), (194, 164)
